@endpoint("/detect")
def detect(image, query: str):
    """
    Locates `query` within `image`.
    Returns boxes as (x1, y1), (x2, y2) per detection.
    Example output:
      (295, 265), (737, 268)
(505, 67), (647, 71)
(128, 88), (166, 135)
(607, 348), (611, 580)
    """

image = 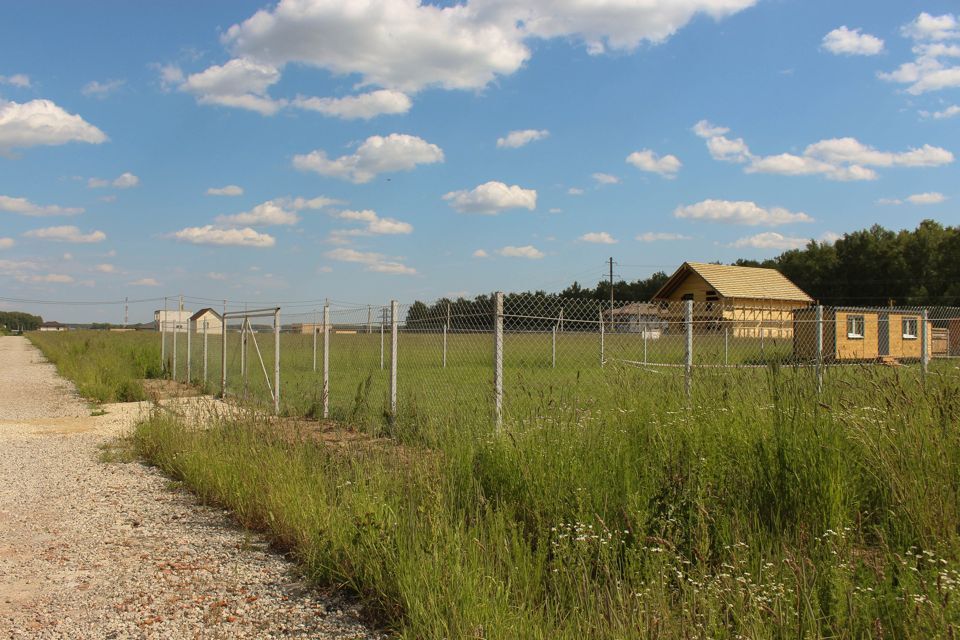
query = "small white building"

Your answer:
(154, 309), (191, 333)
(189, 308), (223, 335)
(603, 302), (664, 337)
(38, 321), (68, 332)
